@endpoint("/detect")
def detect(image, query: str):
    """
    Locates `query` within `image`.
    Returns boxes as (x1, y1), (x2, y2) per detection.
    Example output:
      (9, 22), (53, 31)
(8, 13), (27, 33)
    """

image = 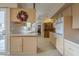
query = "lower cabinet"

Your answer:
(49, 32), (56, 48)
(56, 36), (64, 55)
(56, 35), (79, 56)
(10, 37), (22, 53)
(23, 37), (37, 54)
(10, 36), (37, 55)
(64, 39), (79, 56)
